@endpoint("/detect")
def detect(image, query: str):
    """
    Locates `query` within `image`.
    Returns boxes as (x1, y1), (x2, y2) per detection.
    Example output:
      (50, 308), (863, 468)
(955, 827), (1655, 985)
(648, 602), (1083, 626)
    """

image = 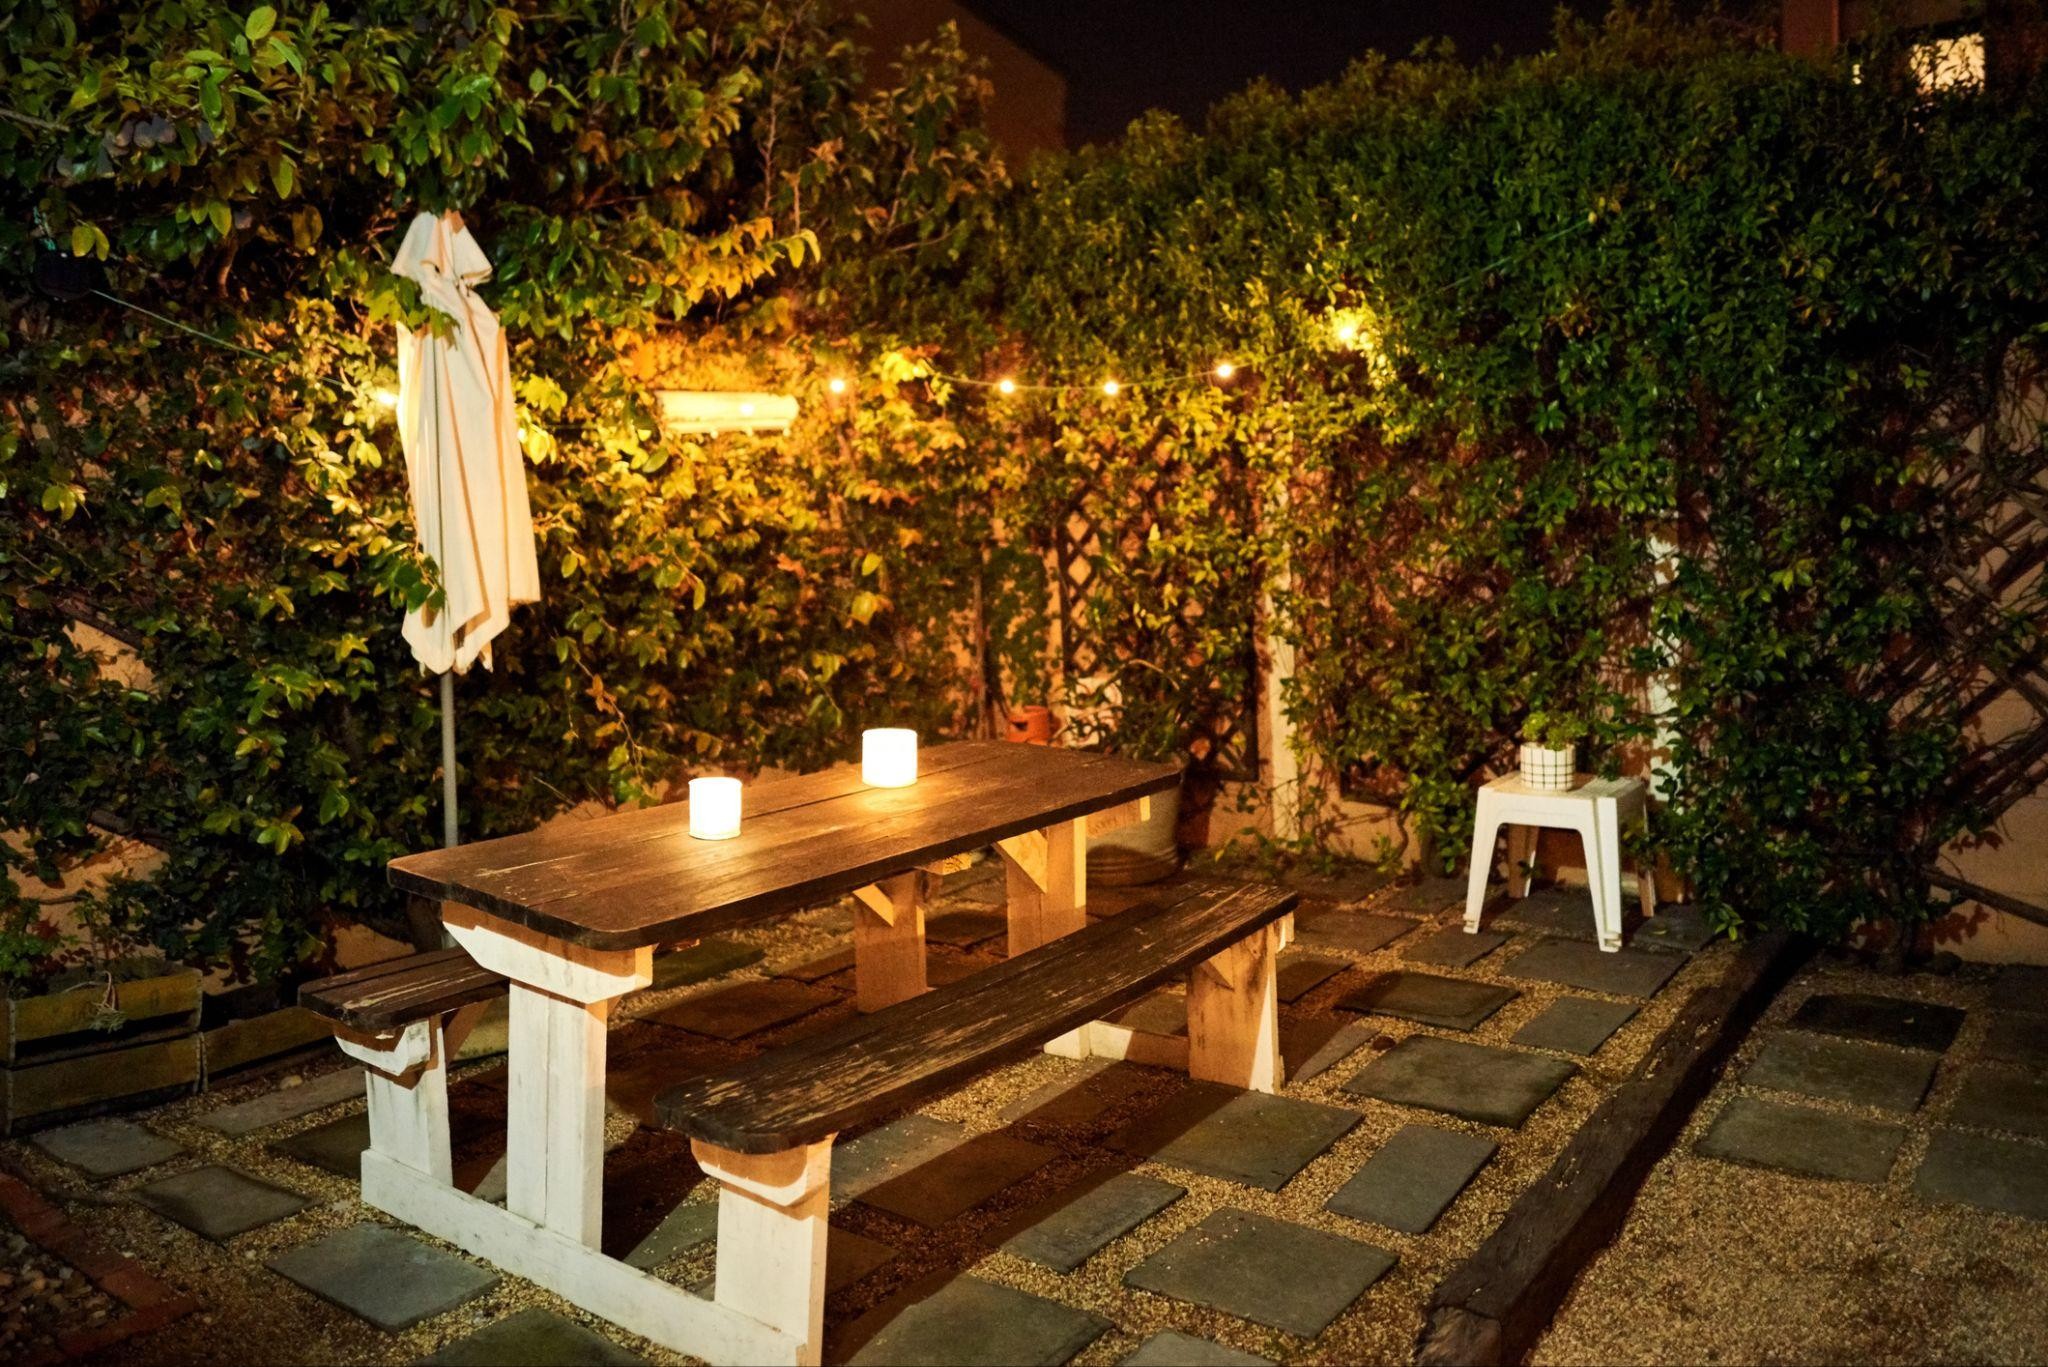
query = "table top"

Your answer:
(389, 741), (1181, 950)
